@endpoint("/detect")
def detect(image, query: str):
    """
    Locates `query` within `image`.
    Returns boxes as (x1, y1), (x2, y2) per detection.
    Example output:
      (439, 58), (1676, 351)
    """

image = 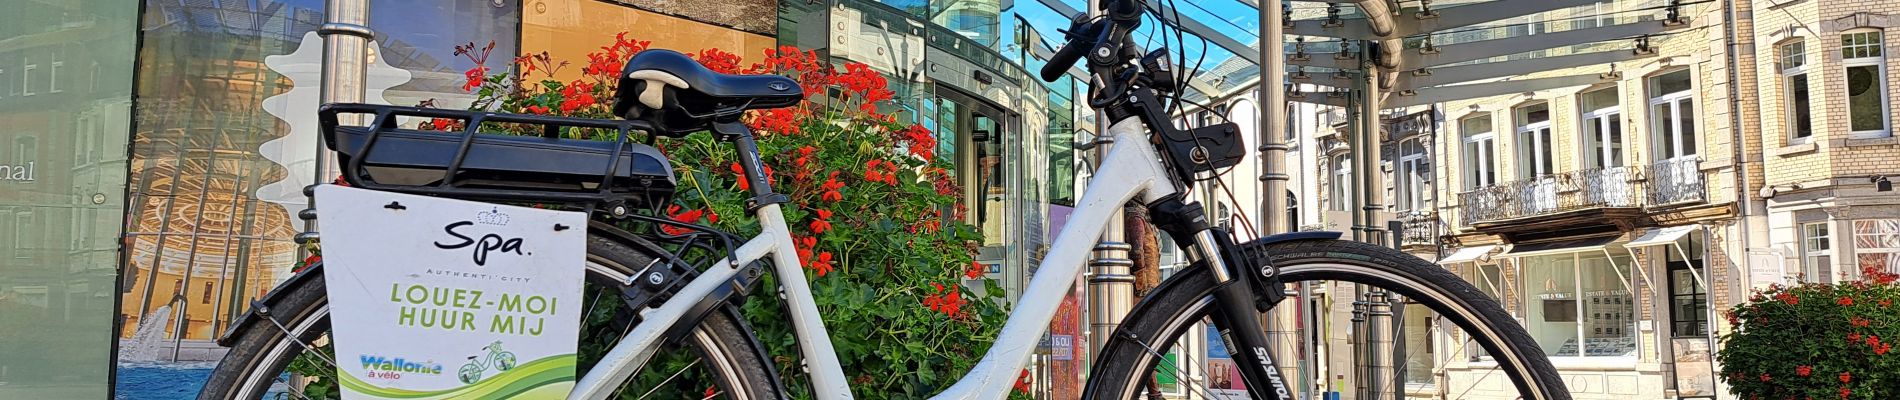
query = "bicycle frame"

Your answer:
(568, 116), (1179, 400)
